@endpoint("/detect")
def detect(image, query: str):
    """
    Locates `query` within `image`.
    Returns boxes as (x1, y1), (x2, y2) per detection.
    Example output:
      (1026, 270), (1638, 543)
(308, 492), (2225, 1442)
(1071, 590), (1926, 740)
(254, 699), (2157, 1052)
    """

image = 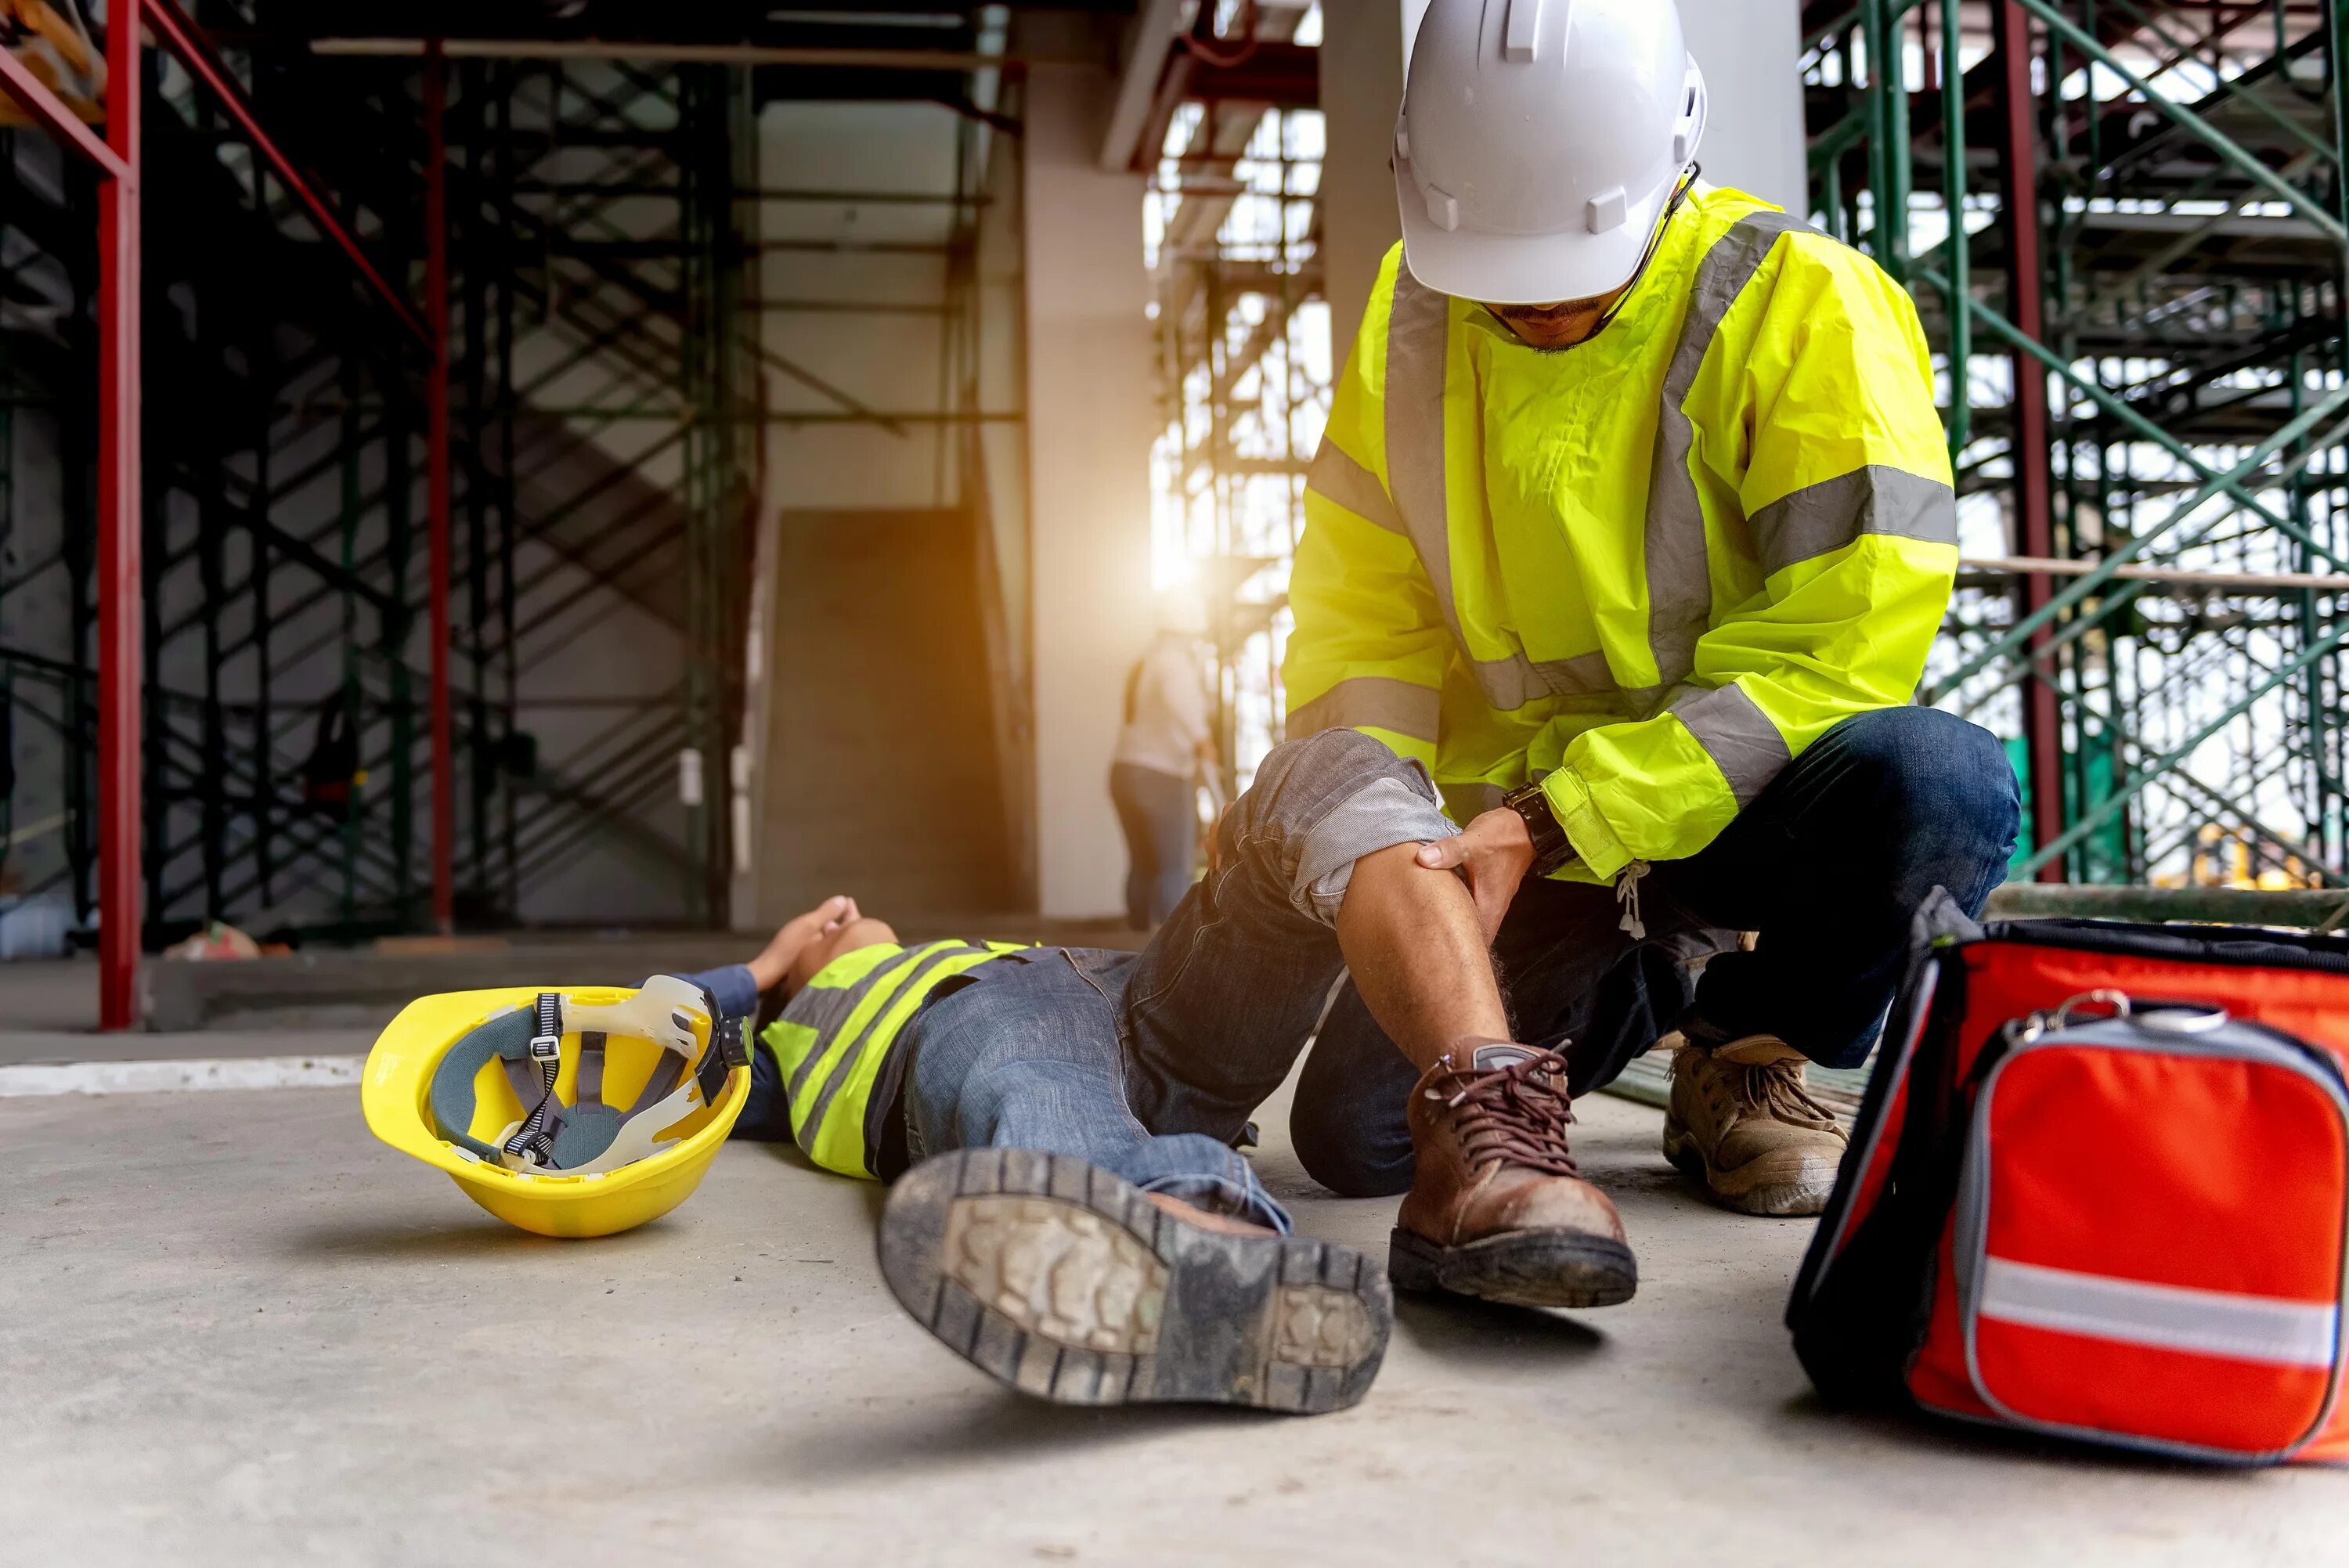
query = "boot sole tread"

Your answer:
(878, 1148), (1391, 1414)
